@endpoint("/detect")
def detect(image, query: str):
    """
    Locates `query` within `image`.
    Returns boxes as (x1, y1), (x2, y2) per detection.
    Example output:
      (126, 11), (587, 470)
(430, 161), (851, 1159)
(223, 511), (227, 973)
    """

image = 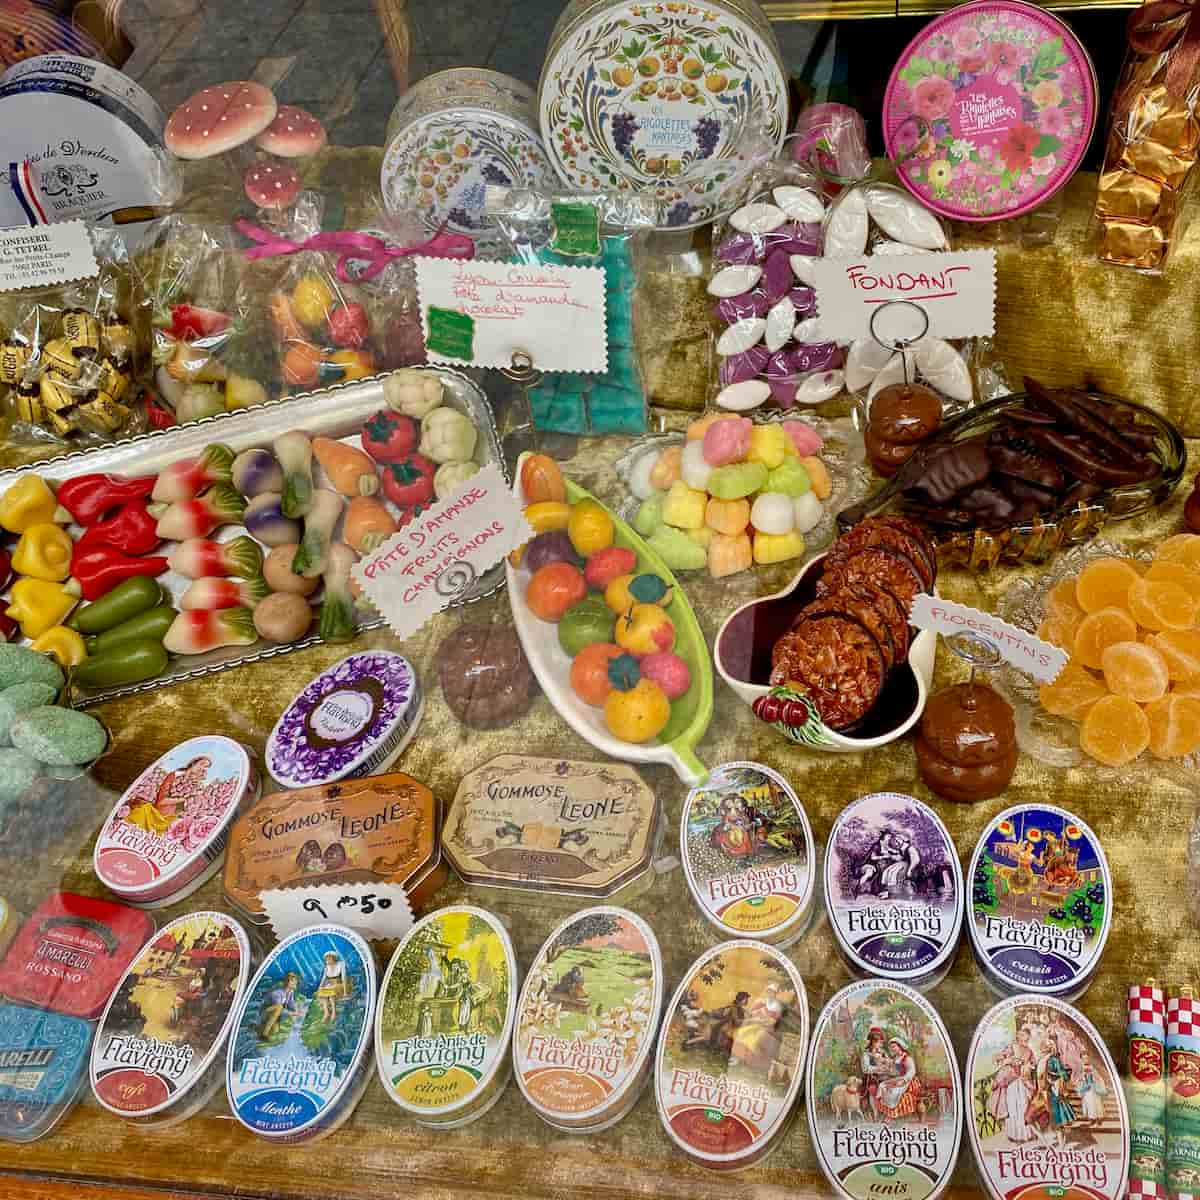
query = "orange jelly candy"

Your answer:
(1155, 534), (1200, 570)
(1045, 579), (1084, 623)
(1101, 640), (1169, 703)
(1145, 559), (1200, 603)
(1080, 694), (1151, 766)
(1144, 694), (1200, 758)
(1037, 612), (1079, 653)
(1038, 661), (1109, 719)
(1073, 606), (1139, 669)
(1149, 630), (1200, 682)
(1074, 557), (1142, 613)
(1127, 577), (1198, 632)
(1173, 682), (1200, 698)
